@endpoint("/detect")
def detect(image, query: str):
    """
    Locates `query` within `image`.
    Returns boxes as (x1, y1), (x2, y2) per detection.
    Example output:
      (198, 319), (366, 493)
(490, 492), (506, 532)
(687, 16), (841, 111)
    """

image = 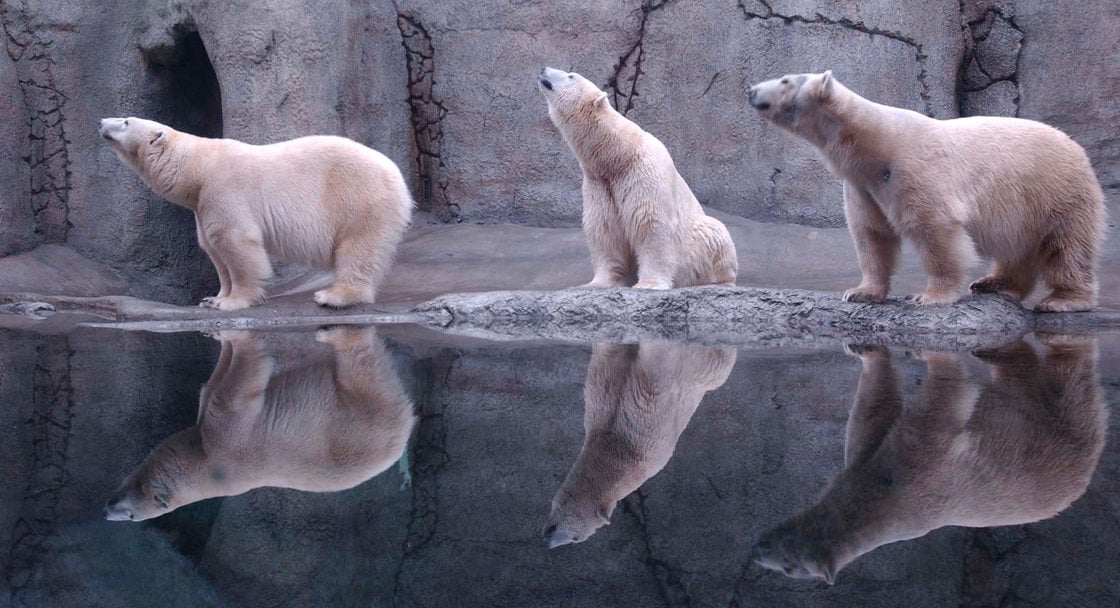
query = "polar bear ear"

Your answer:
(594, 91), (610, 109)
(149, 130), (166, 146)
(819, 70), (834, 101)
